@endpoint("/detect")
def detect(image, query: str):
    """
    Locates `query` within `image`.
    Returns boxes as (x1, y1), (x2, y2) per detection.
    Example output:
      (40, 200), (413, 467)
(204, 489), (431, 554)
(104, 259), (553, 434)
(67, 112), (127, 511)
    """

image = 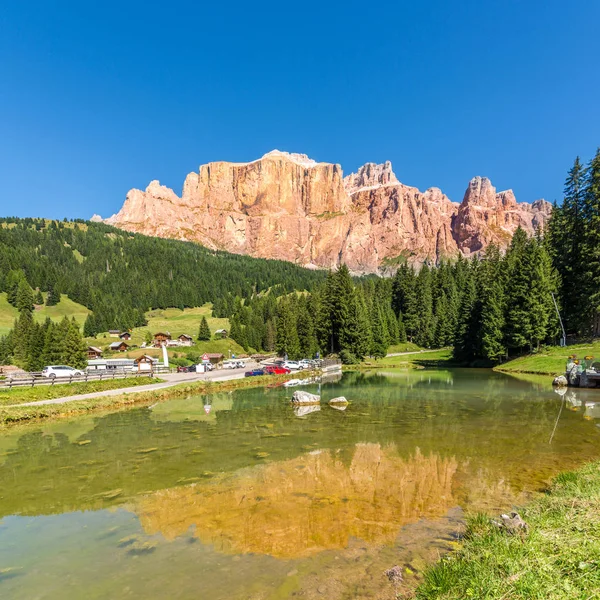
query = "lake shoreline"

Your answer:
(0, 371), (313, 427)
(415, 459), (600, 599)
